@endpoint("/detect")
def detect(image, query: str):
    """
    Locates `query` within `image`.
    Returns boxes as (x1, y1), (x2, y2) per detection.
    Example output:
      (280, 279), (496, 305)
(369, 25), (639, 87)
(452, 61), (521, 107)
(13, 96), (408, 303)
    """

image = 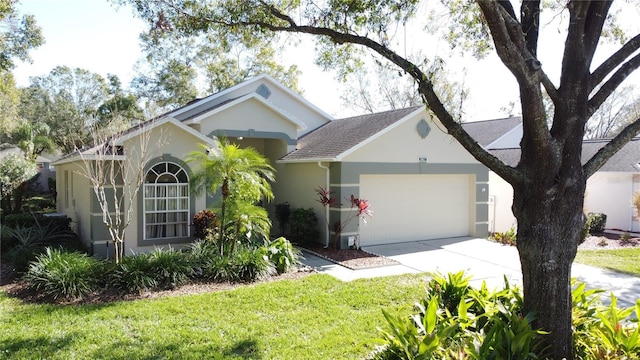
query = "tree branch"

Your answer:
(478, 0), (553, 170)
(590, 33), (640, 92)
(584, 116), (640, 177)
(477, 0), (529, 75)
(520, 0), (540, 57)
(541, 69), (559, 104)
(234, 1), (522, 184)
(583, 1), (613, 64)
(496, 1), (517, 19)
(588, 53), (640, 117)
